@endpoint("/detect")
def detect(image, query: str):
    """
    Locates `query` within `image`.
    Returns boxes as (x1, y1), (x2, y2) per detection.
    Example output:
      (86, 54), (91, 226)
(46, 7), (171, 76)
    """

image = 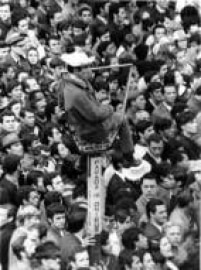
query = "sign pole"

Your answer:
(87, 154), (105, 265)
